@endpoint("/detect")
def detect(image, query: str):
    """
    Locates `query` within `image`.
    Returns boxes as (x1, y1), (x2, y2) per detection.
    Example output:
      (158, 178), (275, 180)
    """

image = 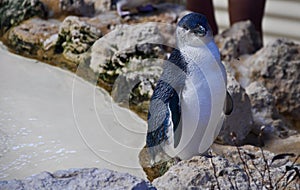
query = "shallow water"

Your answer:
(0, 44), (147, 180)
